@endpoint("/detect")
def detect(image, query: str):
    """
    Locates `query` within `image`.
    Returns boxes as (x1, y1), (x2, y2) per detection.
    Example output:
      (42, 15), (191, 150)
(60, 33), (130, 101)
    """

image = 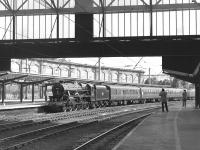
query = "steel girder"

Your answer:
(0, 1), (200, 17)
(0, 36), (200, 58)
